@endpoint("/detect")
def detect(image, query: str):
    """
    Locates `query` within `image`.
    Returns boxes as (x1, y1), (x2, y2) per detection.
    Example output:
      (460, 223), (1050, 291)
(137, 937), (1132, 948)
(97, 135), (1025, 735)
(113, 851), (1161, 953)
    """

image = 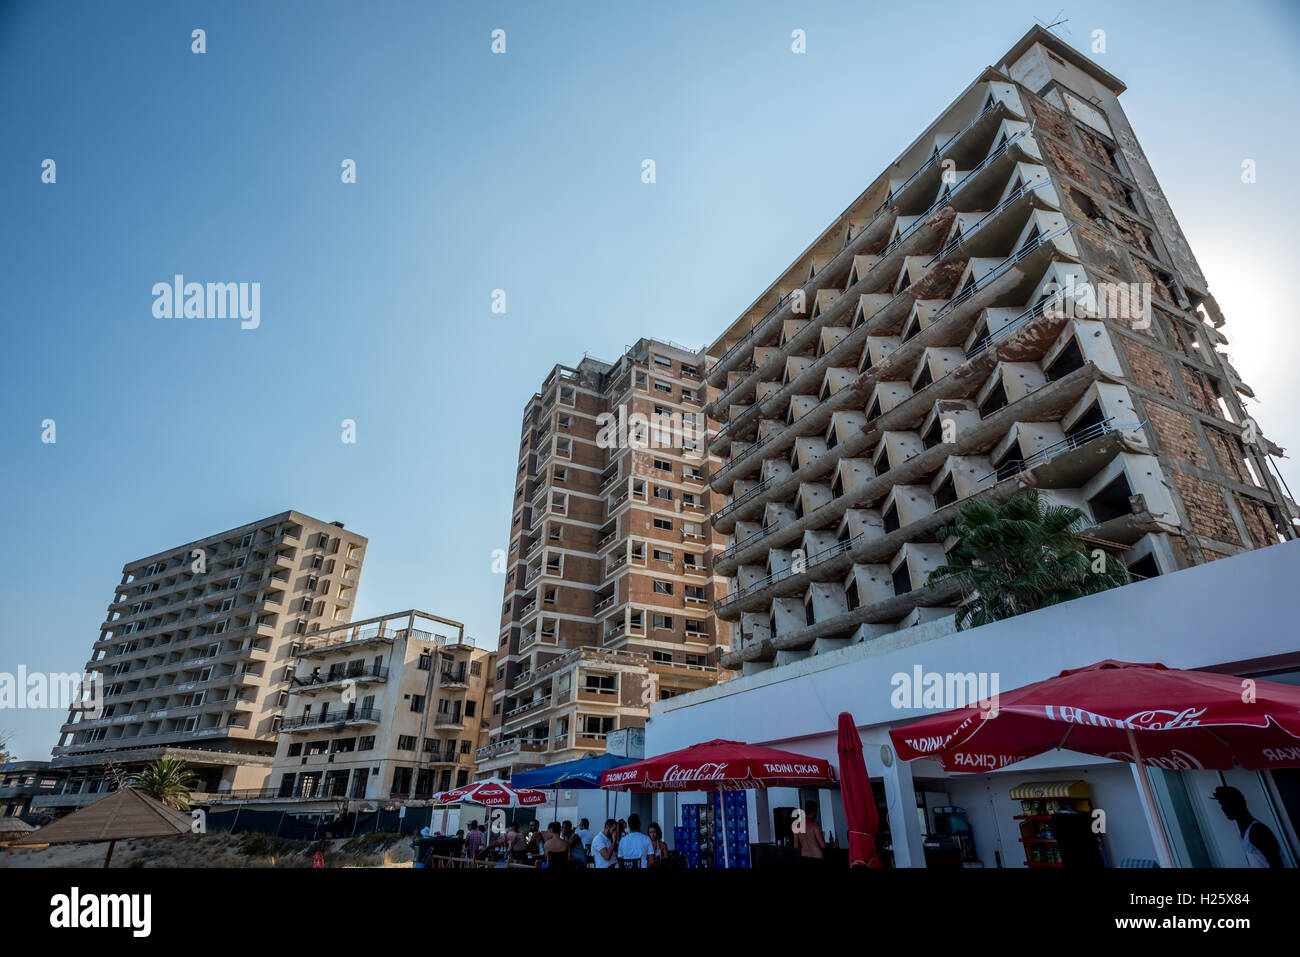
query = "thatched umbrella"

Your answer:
(0, 818), (35, 842)
(0, 817), (37, 866)
(10, 787), (192, 866)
